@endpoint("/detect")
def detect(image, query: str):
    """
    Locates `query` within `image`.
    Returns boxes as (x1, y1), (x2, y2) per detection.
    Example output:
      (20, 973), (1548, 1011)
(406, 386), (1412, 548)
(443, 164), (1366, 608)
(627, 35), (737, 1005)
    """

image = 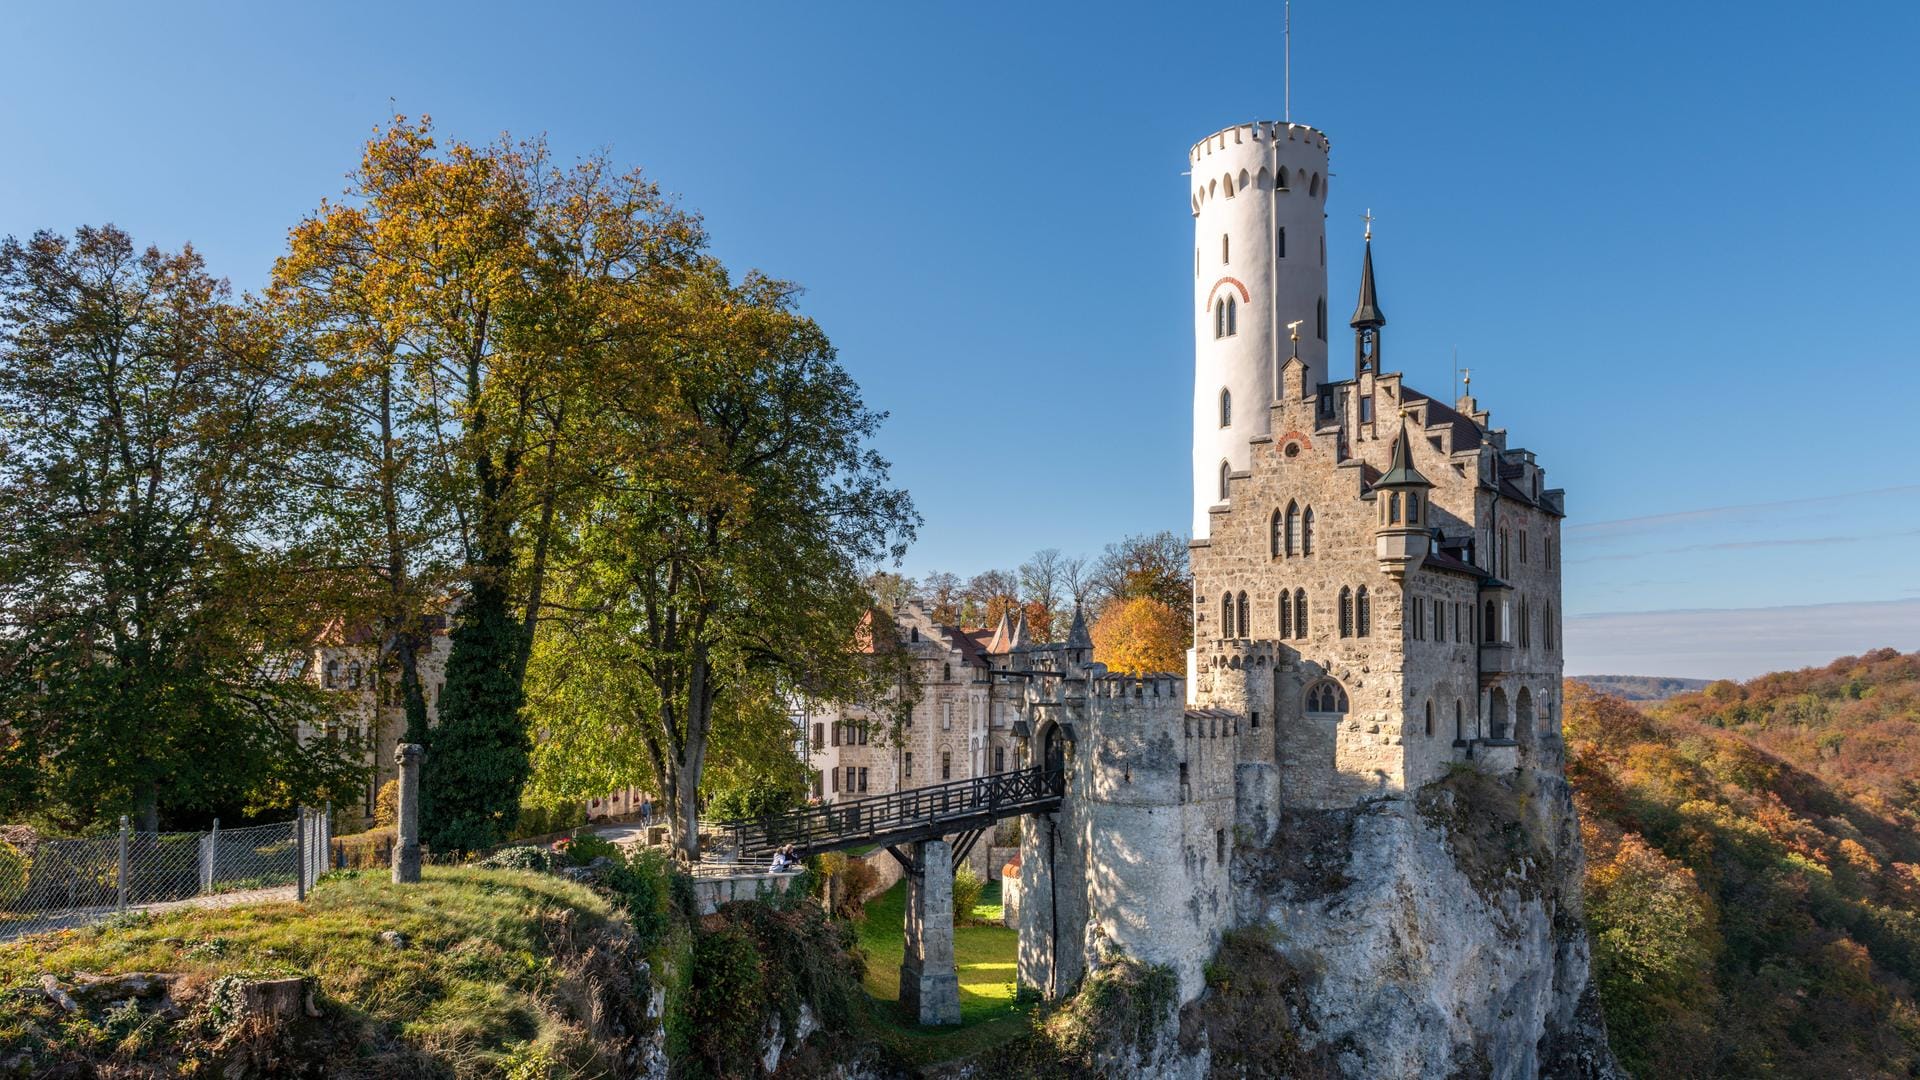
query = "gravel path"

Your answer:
(0, 885), (298, 945)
